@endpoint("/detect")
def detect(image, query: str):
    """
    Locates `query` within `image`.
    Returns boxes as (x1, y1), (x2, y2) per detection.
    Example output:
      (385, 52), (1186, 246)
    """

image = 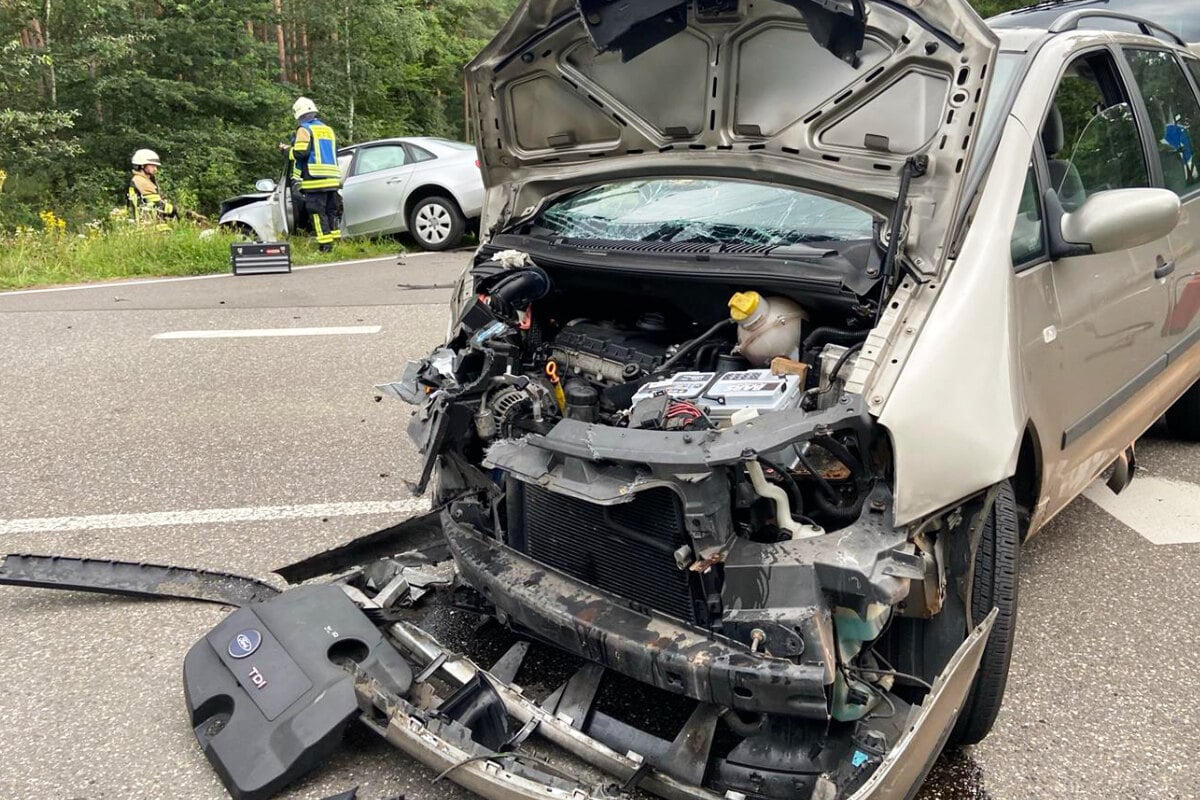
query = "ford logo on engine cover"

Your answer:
(228, 629), (262, 659)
